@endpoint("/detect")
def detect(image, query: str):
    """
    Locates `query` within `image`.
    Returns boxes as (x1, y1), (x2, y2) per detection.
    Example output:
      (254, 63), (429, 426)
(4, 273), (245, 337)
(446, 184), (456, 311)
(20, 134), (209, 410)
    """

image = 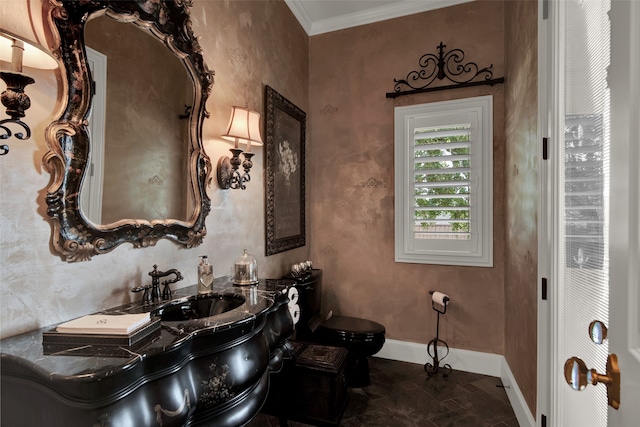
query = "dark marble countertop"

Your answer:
(0, 277), (295, 380)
